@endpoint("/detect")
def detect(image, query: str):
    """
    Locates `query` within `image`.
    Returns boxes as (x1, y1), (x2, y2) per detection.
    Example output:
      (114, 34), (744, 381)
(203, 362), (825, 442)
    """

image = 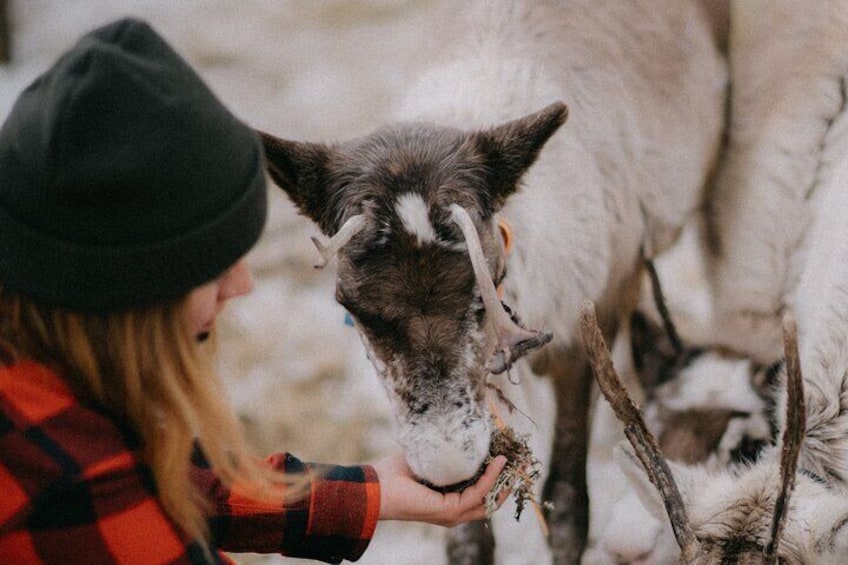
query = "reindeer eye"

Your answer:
(730, 435), (767, 464)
